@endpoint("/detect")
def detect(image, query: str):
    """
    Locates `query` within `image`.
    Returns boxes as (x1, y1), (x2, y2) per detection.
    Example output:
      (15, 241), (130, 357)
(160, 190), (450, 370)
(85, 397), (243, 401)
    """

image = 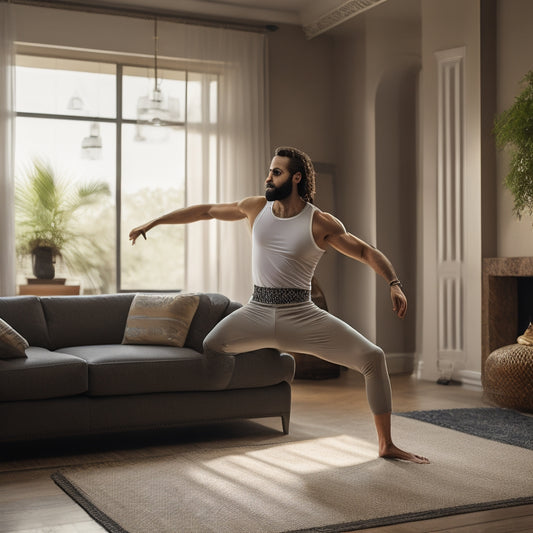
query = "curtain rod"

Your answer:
(9, 0), (280, 33)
